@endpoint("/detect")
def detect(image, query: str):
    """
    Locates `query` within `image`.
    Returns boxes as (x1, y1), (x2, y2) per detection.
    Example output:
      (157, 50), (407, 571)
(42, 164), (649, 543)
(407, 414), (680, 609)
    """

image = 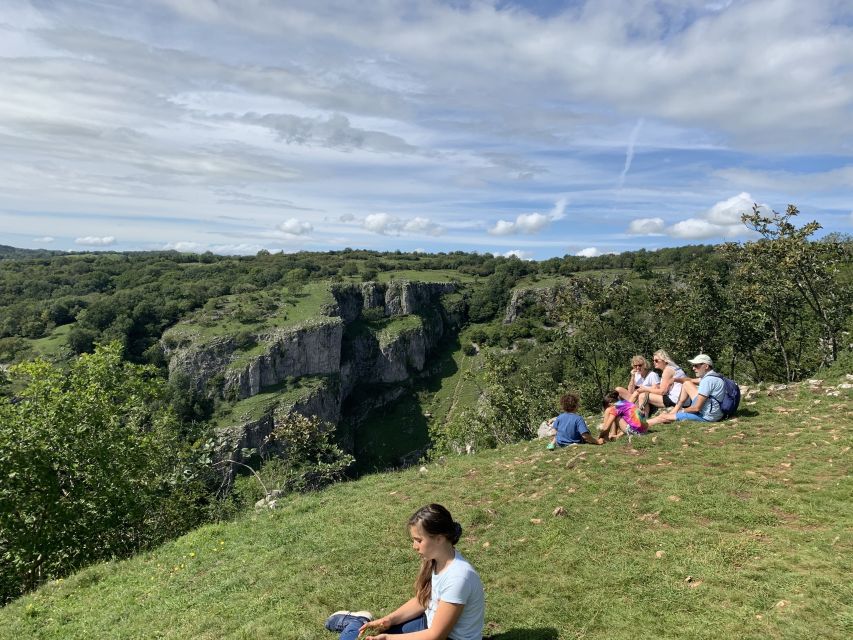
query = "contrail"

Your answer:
(618, 118), (644, 189)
